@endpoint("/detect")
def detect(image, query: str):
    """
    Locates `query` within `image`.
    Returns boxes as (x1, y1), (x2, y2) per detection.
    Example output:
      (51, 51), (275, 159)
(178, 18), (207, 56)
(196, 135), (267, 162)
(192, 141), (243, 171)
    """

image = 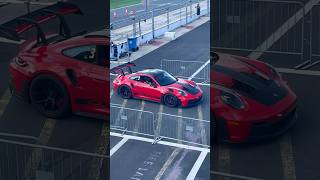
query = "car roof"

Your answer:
(138, 69), (165, 76)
